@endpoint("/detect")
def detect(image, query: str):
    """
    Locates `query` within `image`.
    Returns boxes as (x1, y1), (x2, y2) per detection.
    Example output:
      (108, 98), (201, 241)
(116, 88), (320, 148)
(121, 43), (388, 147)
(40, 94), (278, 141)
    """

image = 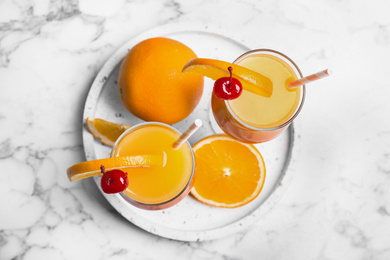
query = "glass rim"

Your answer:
(111, 121), (196, 208)
(224, 48), (306, 131)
